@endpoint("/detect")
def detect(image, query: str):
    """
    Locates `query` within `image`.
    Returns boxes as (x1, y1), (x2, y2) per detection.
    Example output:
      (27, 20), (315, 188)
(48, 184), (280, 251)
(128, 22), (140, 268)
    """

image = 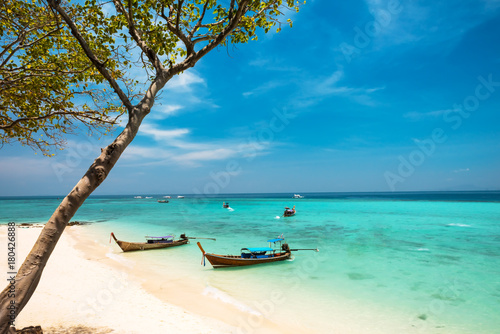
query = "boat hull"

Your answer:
(116, 239), (188, 252)
(204, 252), (291, 268)
(111, 233), (188, 252)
